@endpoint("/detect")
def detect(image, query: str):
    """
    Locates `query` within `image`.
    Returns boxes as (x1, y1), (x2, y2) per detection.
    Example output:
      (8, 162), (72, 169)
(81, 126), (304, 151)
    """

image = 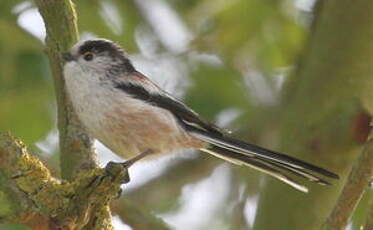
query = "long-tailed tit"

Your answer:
(62, 39), (338, 192)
